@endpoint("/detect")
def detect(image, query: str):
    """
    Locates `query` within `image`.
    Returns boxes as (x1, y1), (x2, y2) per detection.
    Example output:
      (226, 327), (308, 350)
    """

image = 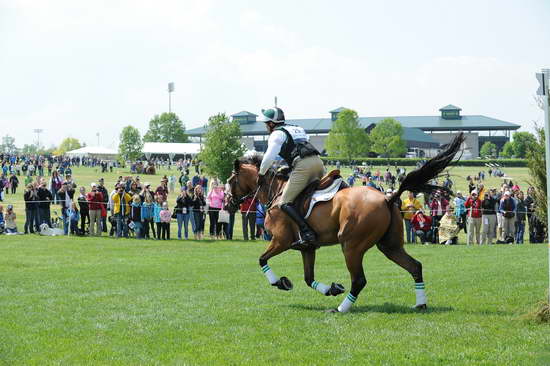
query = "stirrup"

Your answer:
(290, 231), (317, 251)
